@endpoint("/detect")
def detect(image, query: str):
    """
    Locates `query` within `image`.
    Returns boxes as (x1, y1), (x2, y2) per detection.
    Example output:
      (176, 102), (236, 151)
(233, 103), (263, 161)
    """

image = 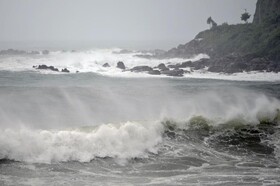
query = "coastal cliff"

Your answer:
(253, 0), (280, 24)
(158, 0), (280, 73)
